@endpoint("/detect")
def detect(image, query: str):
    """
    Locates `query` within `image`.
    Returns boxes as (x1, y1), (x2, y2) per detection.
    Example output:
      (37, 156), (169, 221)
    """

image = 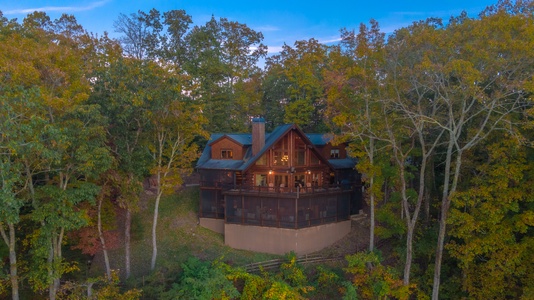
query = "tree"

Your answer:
(344, 252), (411, 299)
(447, 137), (533, 299)
(88, 56), (152, 279)
(325, 20), (387, 253)
(145, 60), (207, 270)
(0, 12), (112, 299)
(383, 3), (534, 297)
(382, 18), (448, 287)
(261, 60), (291, 130)
(184, 15), (266, 132)
(269, 39), (329, 131)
